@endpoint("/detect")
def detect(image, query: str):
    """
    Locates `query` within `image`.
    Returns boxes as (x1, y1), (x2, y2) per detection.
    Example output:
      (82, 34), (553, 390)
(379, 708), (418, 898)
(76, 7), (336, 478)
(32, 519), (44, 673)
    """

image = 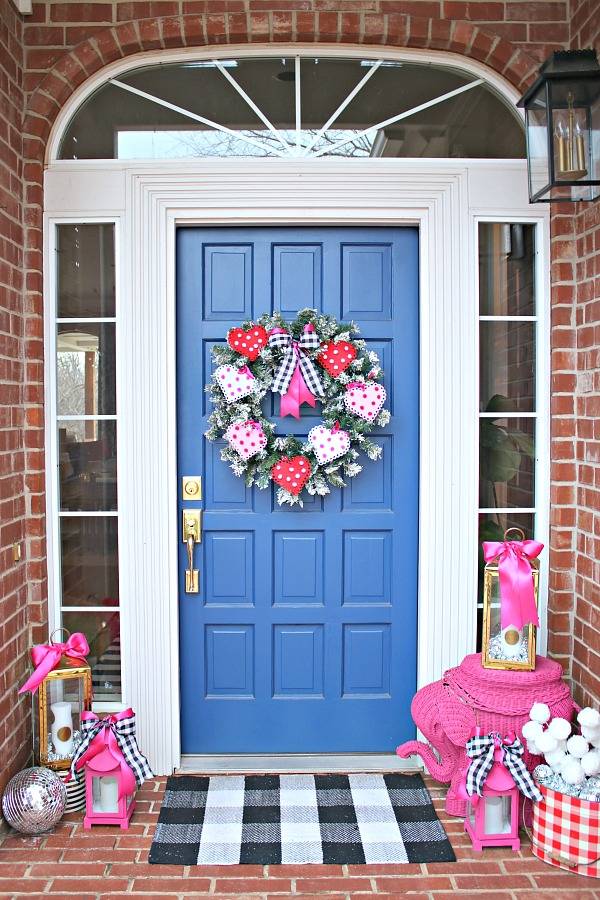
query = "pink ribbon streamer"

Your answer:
(482, 539), (544, 630)
(19, 632), (90, 694)
(75, 709), (137, 798)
